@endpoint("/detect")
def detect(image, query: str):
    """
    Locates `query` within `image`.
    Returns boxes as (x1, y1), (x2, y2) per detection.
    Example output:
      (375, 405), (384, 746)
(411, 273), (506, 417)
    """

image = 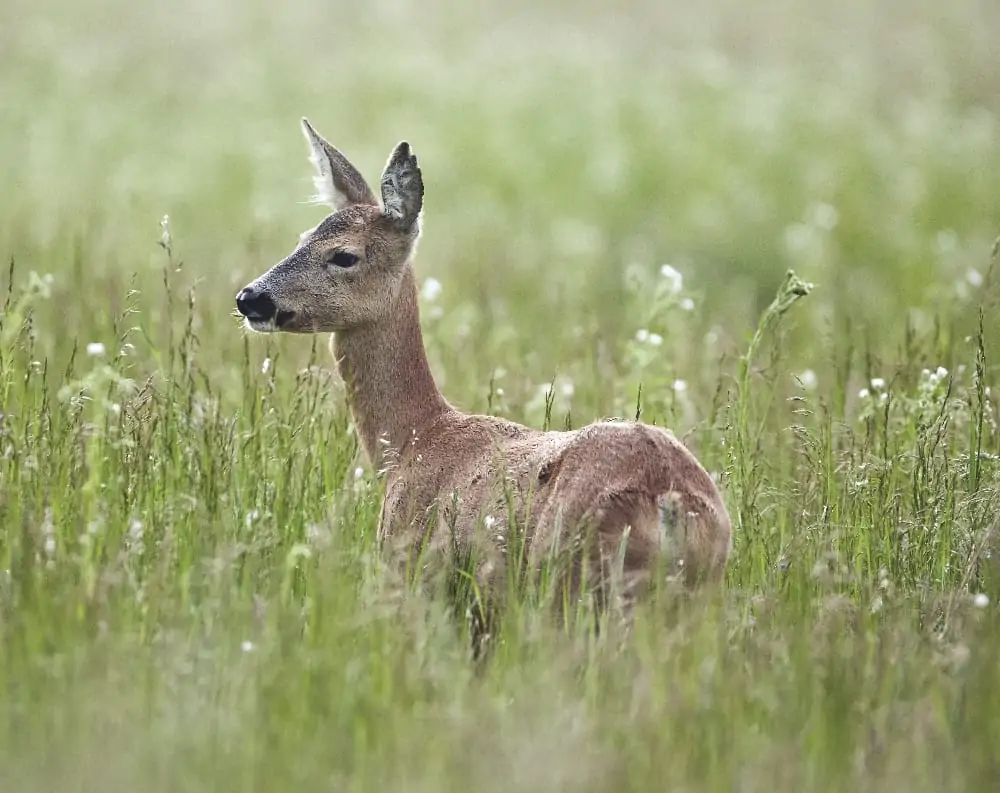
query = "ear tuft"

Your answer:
(299, 118), (377, 210)
(380, 141), (424, 231)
